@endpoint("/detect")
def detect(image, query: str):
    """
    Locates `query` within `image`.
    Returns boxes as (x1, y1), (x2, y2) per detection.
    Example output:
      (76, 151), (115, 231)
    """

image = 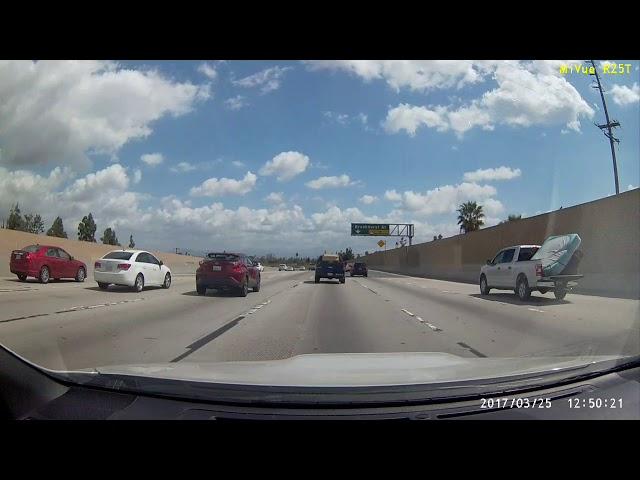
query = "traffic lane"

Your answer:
(0, 270), (309, 370)
(0, 276), (195, 322)
(366, 269), (639, 328)
(362, 270), (640, 357)
(0, 270), (295, 322)
(185, 274), (471, 364)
